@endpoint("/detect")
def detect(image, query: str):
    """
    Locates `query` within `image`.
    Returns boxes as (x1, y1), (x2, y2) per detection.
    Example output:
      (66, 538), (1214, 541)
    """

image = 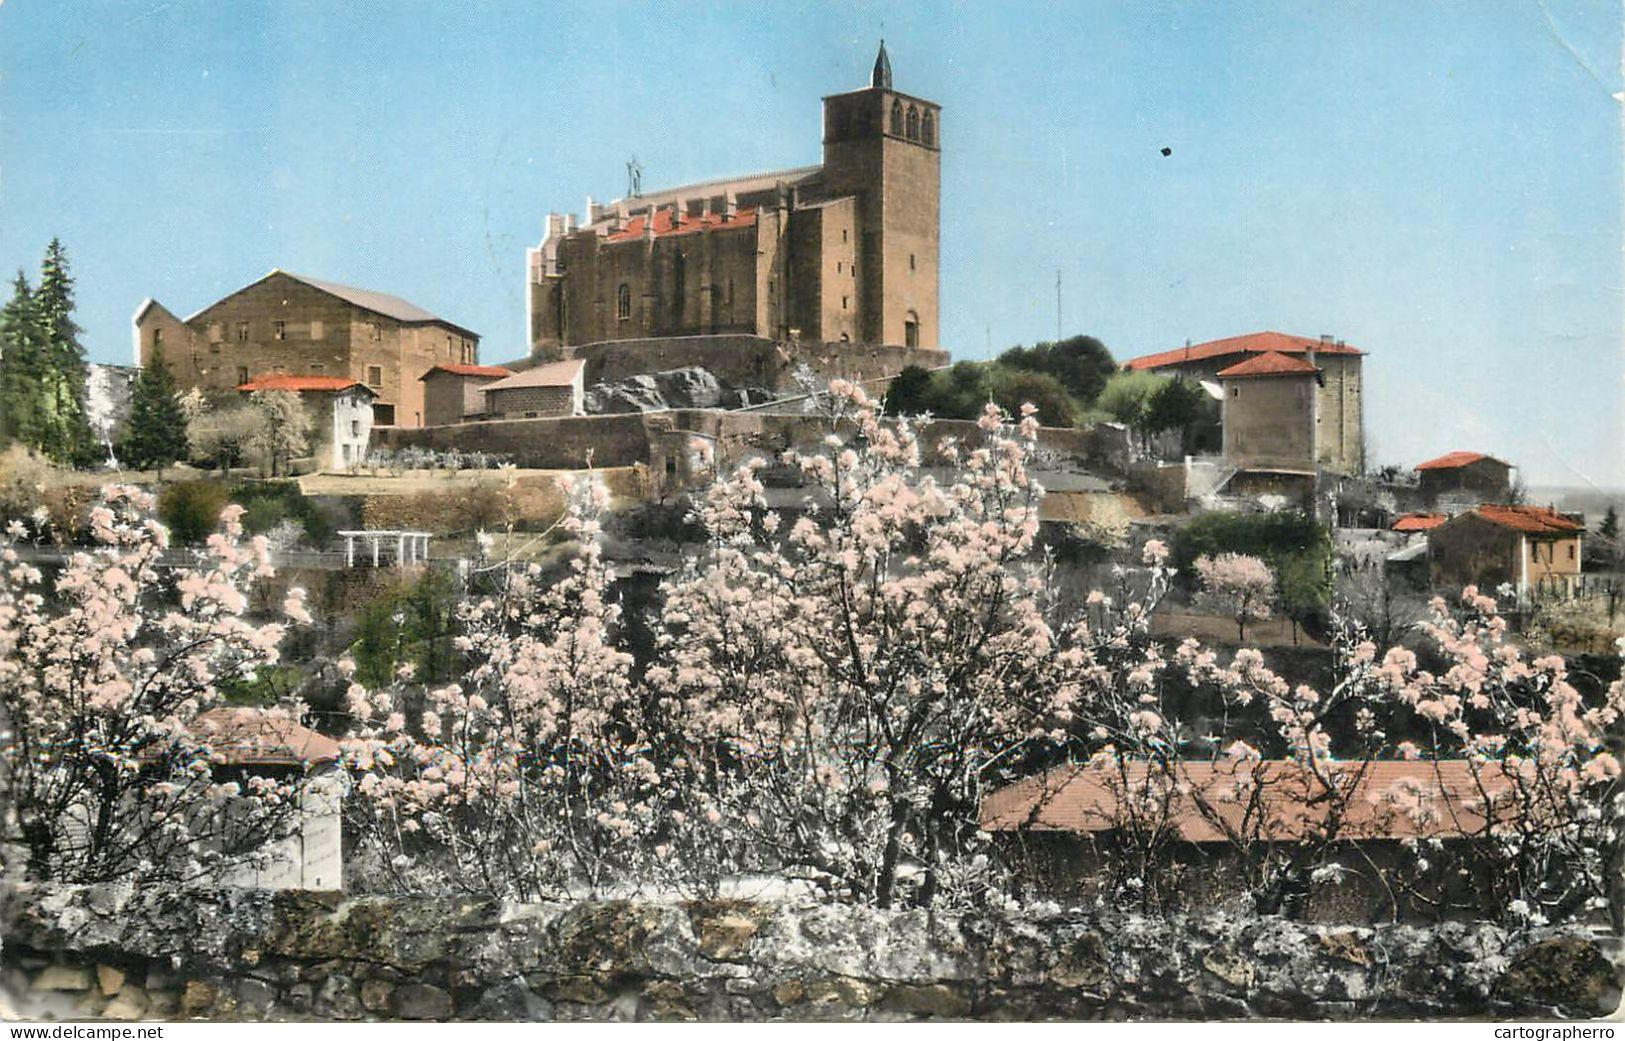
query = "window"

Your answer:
(366, 365), (383, 387)
(841, 296), (849, 310)
(837, 261), (843, 274)
(617, 283), (632, 320)
(904, 310), (919, 349)
(890, 99), (903, 135)
(842, 228), (848, 244)
(236, 322), (249, 342)
(351, 420), (361, 438)
(921, 110), (934, 146)
(1230, 387), (1239, 397)
(372, 403), (396, 426)
(208, 323), (223, 343)
(236, 366), (250, 384)
(311, 363), (325, 374)
(909, 253), (916, 271)
(1569, 544), (1576, 560)
(839, 332), (850, 343)
(906, 105), (919, 140)
(152, 328), (163, 348)
(274, 320), (286, 340)
(372, 324), (382, 342)
(310, 320), (324, 340)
